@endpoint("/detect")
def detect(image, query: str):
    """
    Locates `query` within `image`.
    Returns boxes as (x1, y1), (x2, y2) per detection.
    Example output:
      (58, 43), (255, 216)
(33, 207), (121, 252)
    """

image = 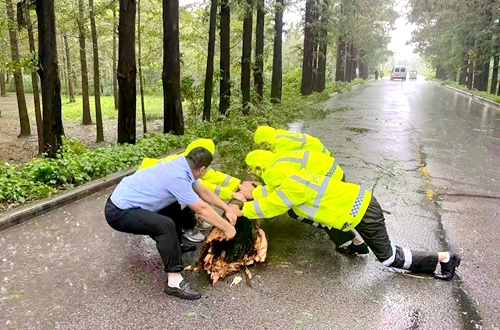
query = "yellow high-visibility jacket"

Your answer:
(137, 157), (240, 200)
(254, 126), (330, 155)
(242, 170), (372, 231)
(251, 150), (344, 199)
